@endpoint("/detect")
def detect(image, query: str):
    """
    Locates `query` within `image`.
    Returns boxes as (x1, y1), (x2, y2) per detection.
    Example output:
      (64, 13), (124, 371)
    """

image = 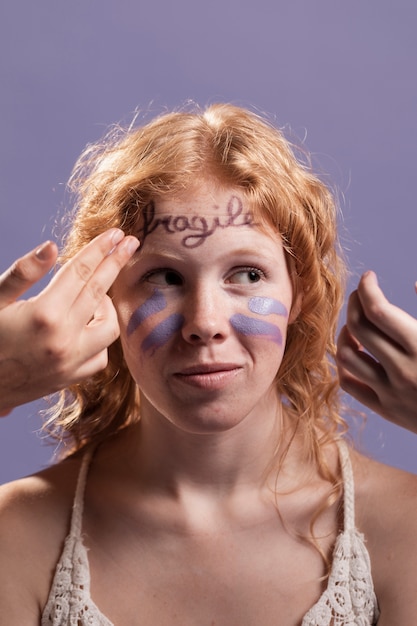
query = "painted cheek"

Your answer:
(230, 314), (282, 345)
(248, 297), (288, 317)
(126, 289), (184, 355)
(141, 314), (185, 354)
(127, 289), (167, 336)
